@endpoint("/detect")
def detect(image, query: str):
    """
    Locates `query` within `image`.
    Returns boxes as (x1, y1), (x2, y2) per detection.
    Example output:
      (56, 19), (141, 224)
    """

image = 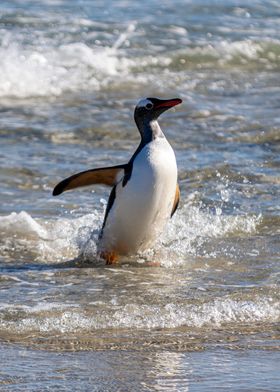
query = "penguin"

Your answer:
(53, 97), (182, 264)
